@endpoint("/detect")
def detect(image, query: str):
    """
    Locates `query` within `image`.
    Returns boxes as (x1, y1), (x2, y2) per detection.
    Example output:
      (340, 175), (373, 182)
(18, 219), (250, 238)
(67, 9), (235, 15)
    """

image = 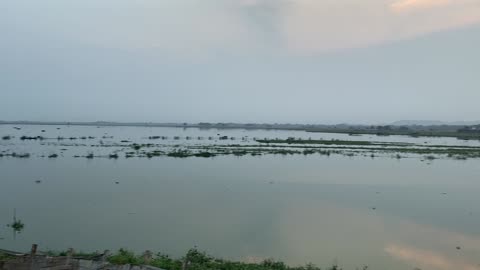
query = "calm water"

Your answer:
(1, 125), (480, 270)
